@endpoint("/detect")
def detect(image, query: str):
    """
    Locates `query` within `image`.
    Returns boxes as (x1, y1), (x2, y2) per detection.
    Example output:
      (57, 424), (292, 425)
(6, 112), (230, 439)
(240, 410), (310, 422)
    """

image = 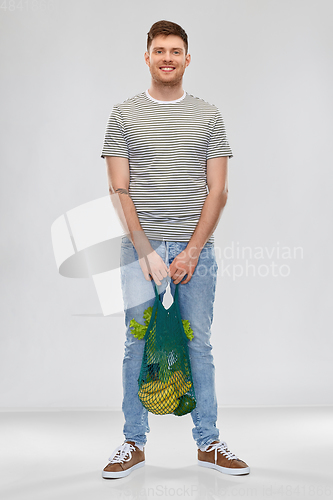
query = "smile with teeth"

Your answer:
(160, 67), (175, 72)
